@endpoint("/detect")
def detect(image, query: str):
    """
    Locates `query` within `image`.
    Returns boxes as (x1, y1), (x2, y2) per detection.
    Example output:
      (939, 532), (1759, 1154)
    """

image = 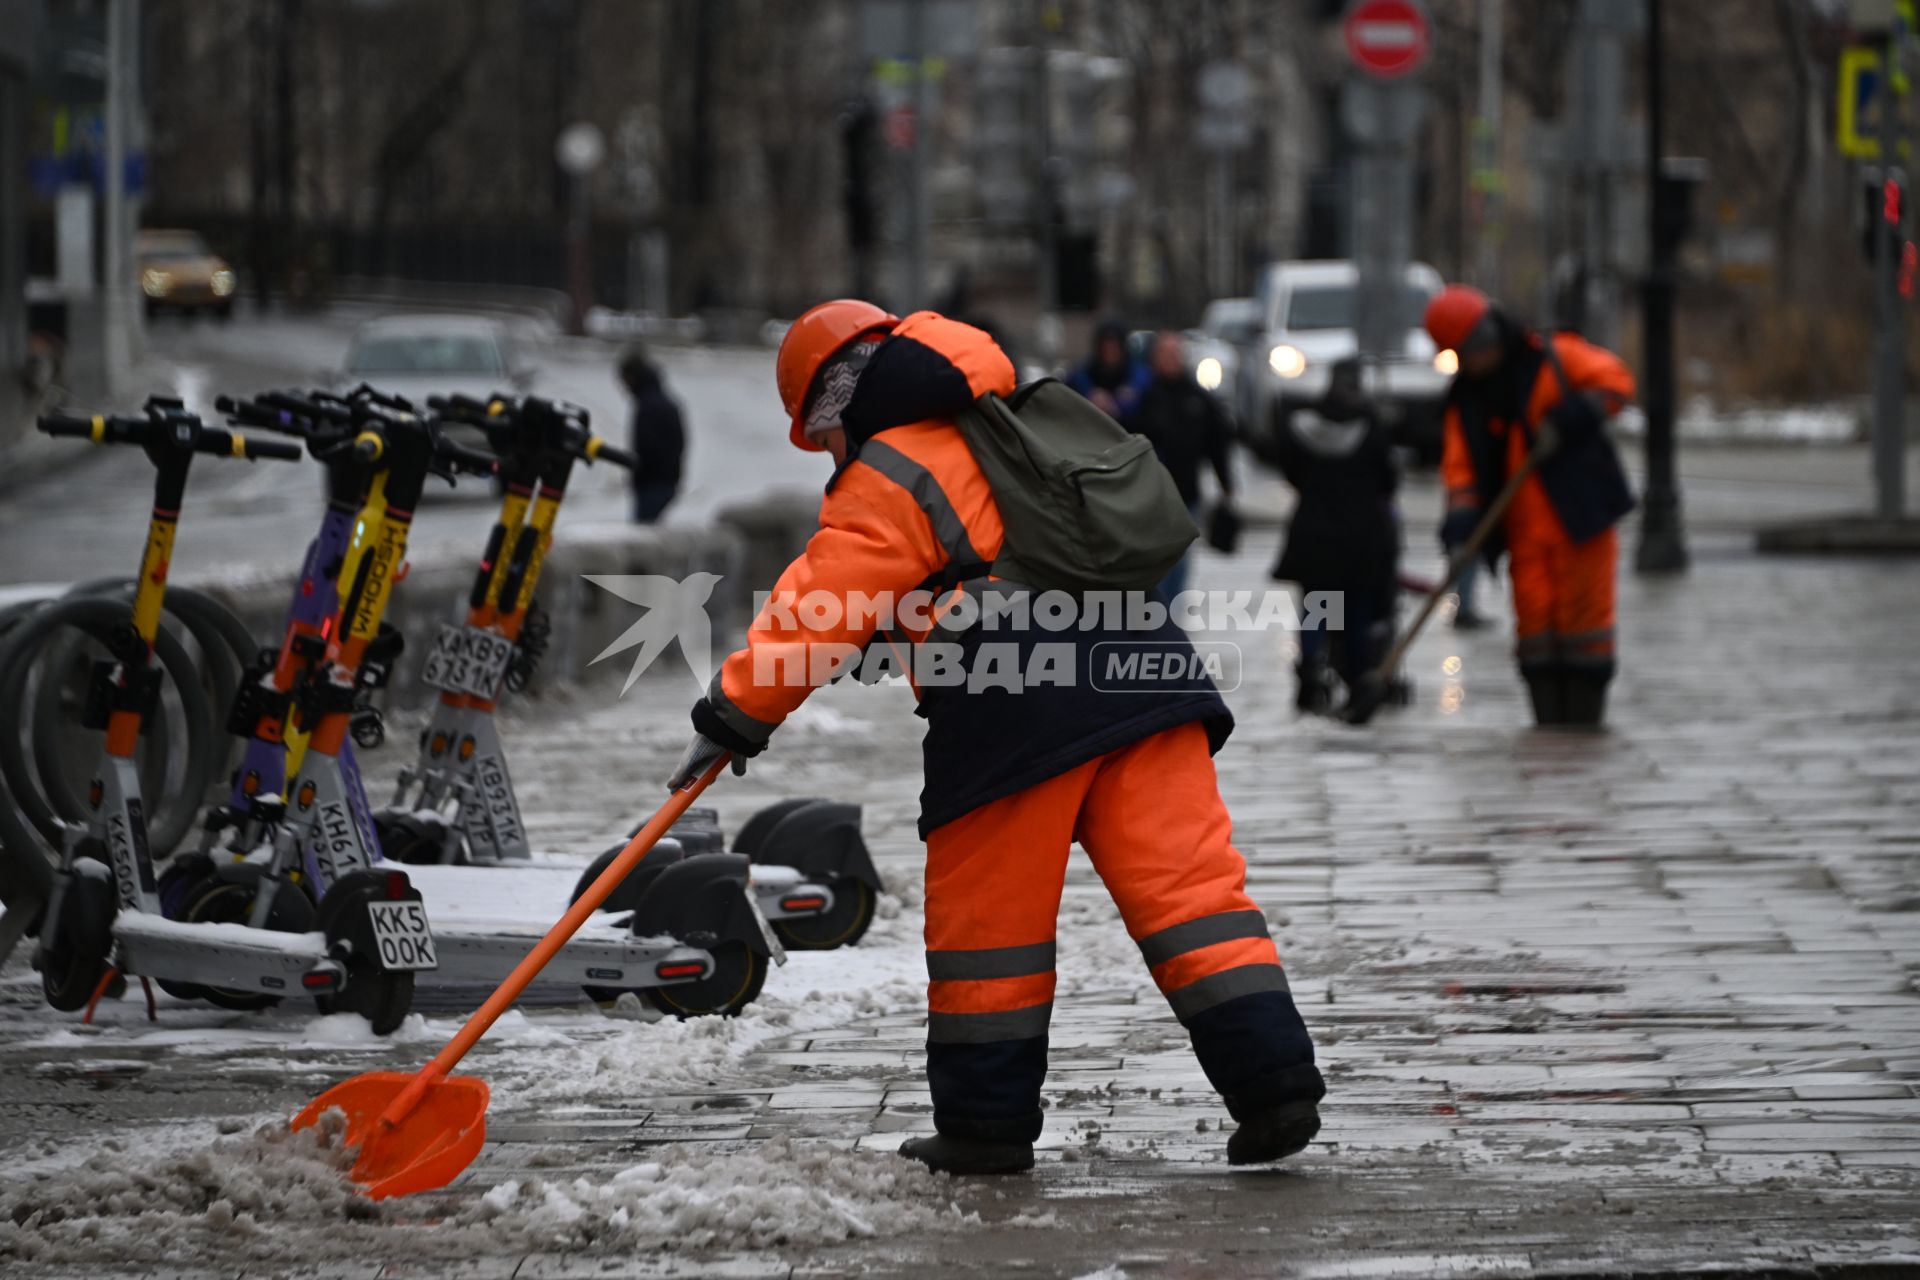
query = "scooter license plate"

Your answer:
(420, 624), (516, 700)
(366, 900), (439, 971)
(744, 884), (786, 967)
